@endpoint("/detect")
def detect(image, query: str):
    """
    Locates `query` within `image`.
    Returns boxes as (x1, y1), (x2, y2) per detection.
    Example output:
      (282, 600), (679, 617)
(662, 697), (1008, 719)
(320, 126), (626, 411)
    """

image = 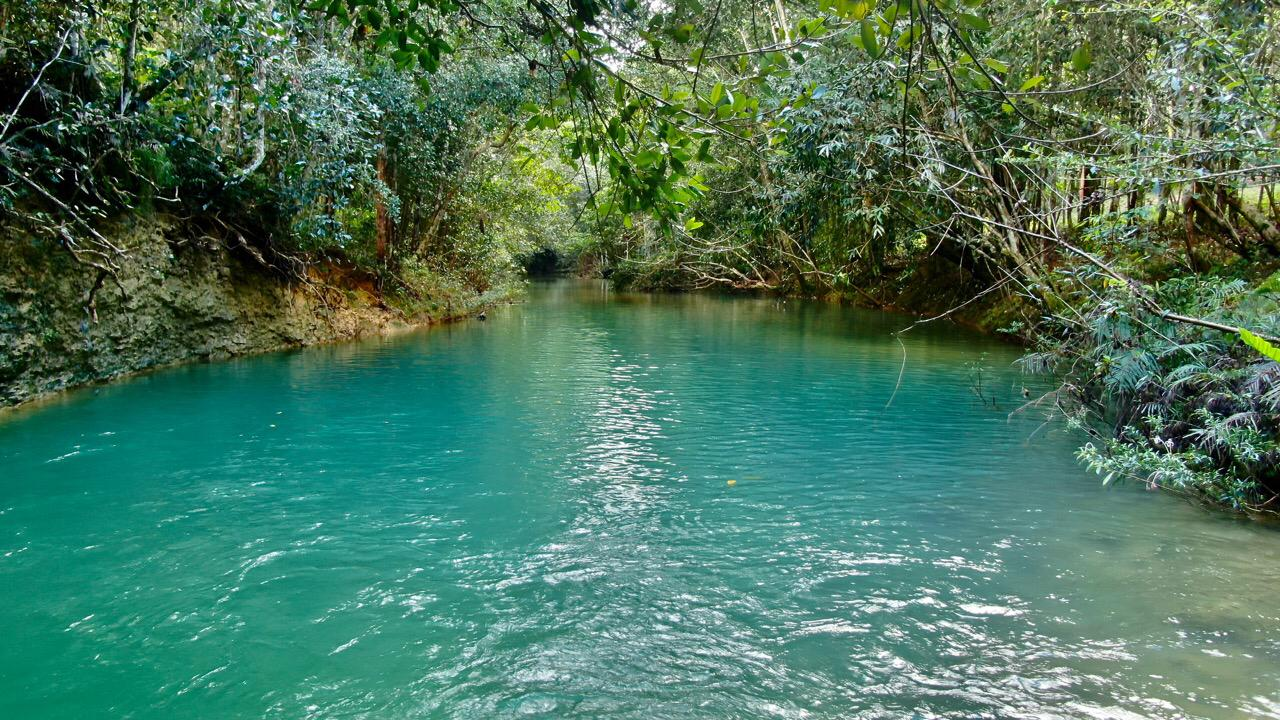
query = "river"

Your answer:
(2, 279), (1278, 718)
